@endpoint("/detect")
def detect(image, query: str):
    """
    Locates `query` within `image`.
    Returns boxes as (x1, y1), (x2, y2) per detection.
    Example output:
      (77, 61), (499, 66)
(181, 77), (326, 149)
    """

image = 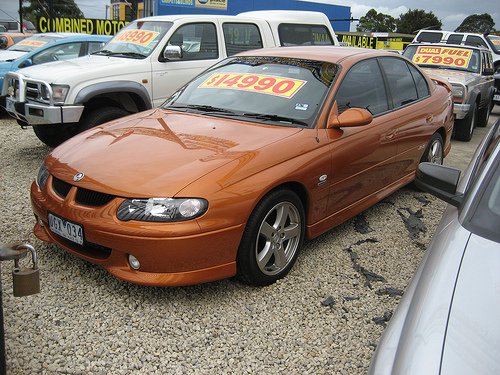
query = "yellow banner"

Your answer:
(413, 46), (472, 68)
(111, 30), (159, 46)
(17, 40), (47, 47)
(199, 73), (306, 98)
